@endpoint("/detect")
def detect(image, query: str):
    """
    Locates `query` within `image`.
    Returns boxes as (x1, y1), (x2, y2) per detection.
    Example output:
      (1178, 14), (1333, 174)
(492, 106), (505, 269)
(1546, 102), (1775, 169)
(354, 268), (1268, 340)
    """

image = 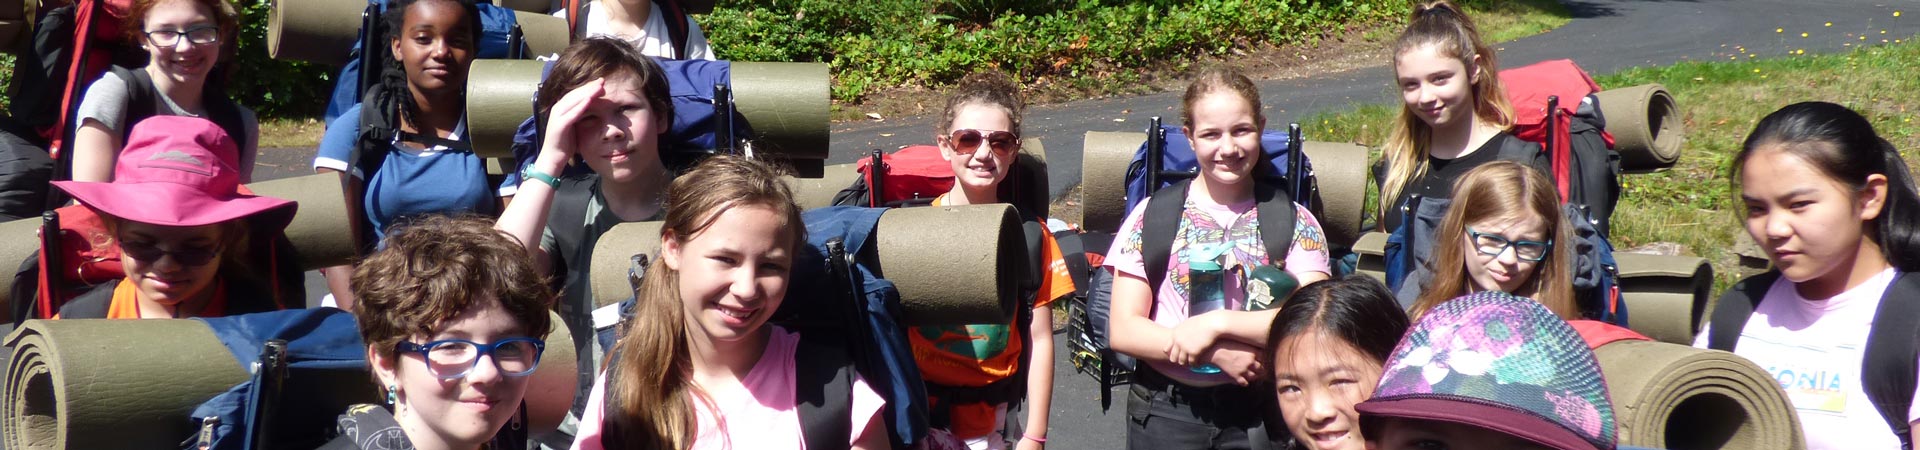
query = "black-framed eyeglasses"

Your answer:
(941, 128), (1019, 156)
(1466, 228), (1551, 262)
(145, 25), (220, 47)
(395, 337), (546, 379)
(119, 241), (222, 266)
